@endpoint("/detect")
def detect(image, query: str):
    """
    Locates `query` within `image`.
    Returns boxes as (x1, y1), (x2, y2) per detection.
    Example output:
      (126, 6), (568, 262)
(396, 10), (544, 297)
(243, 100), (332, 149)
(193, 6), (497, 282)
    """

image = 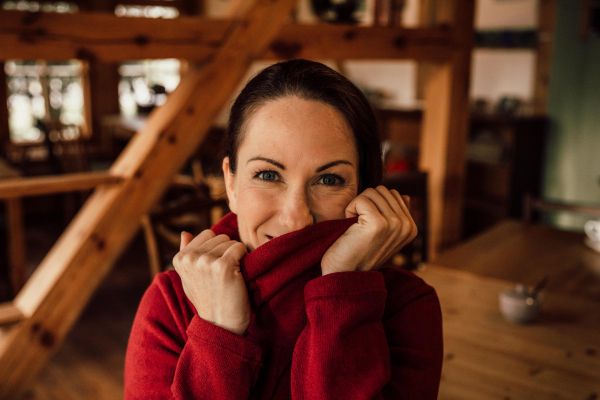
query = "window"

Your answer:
(5, 60), (86, 144)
